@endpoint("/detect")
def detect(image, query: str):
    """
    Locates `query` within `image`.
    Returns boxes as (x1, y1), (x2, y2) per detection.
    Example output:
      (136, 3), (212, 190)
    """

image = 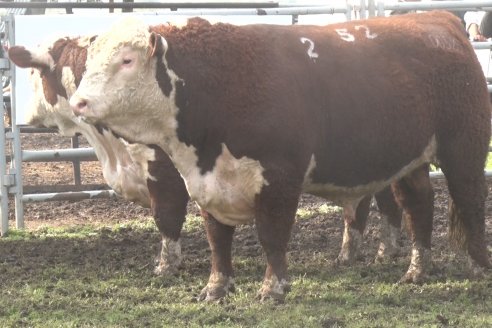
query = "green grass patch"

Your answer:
(0, 217), (490, 328)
